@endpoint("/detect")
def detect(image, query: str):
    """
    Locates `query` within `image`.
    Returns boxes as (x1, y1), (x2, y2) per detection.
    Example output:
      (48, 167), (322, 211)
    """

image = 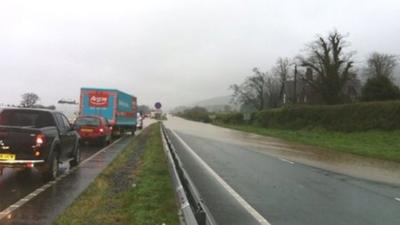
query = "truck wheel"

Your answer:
(130, 126), (136, 136)
(70, 145), (81, 167)
(42, 151), (59, 182)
